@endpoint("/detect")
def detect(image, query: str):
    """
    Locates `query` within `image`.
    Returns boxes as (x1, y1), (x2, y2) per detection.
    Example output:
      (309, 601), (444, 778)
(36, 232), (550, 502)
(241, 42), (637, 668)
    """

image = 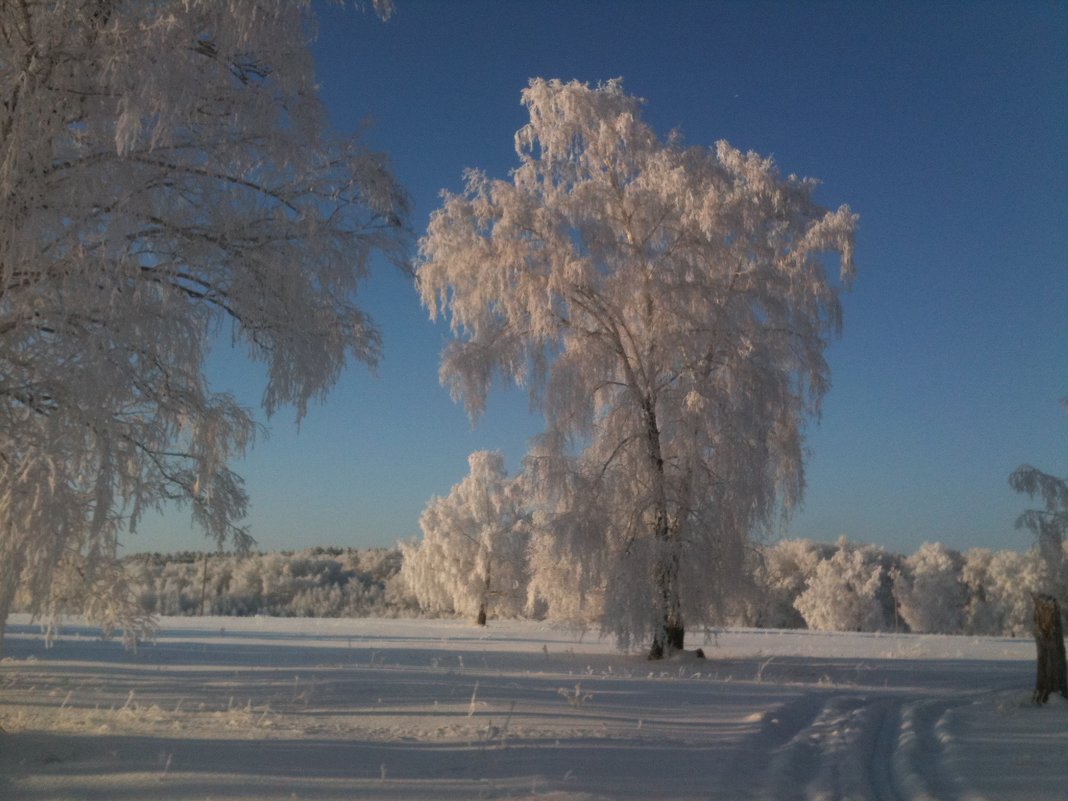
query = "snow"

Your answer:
(0, 615), (1062, 800)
